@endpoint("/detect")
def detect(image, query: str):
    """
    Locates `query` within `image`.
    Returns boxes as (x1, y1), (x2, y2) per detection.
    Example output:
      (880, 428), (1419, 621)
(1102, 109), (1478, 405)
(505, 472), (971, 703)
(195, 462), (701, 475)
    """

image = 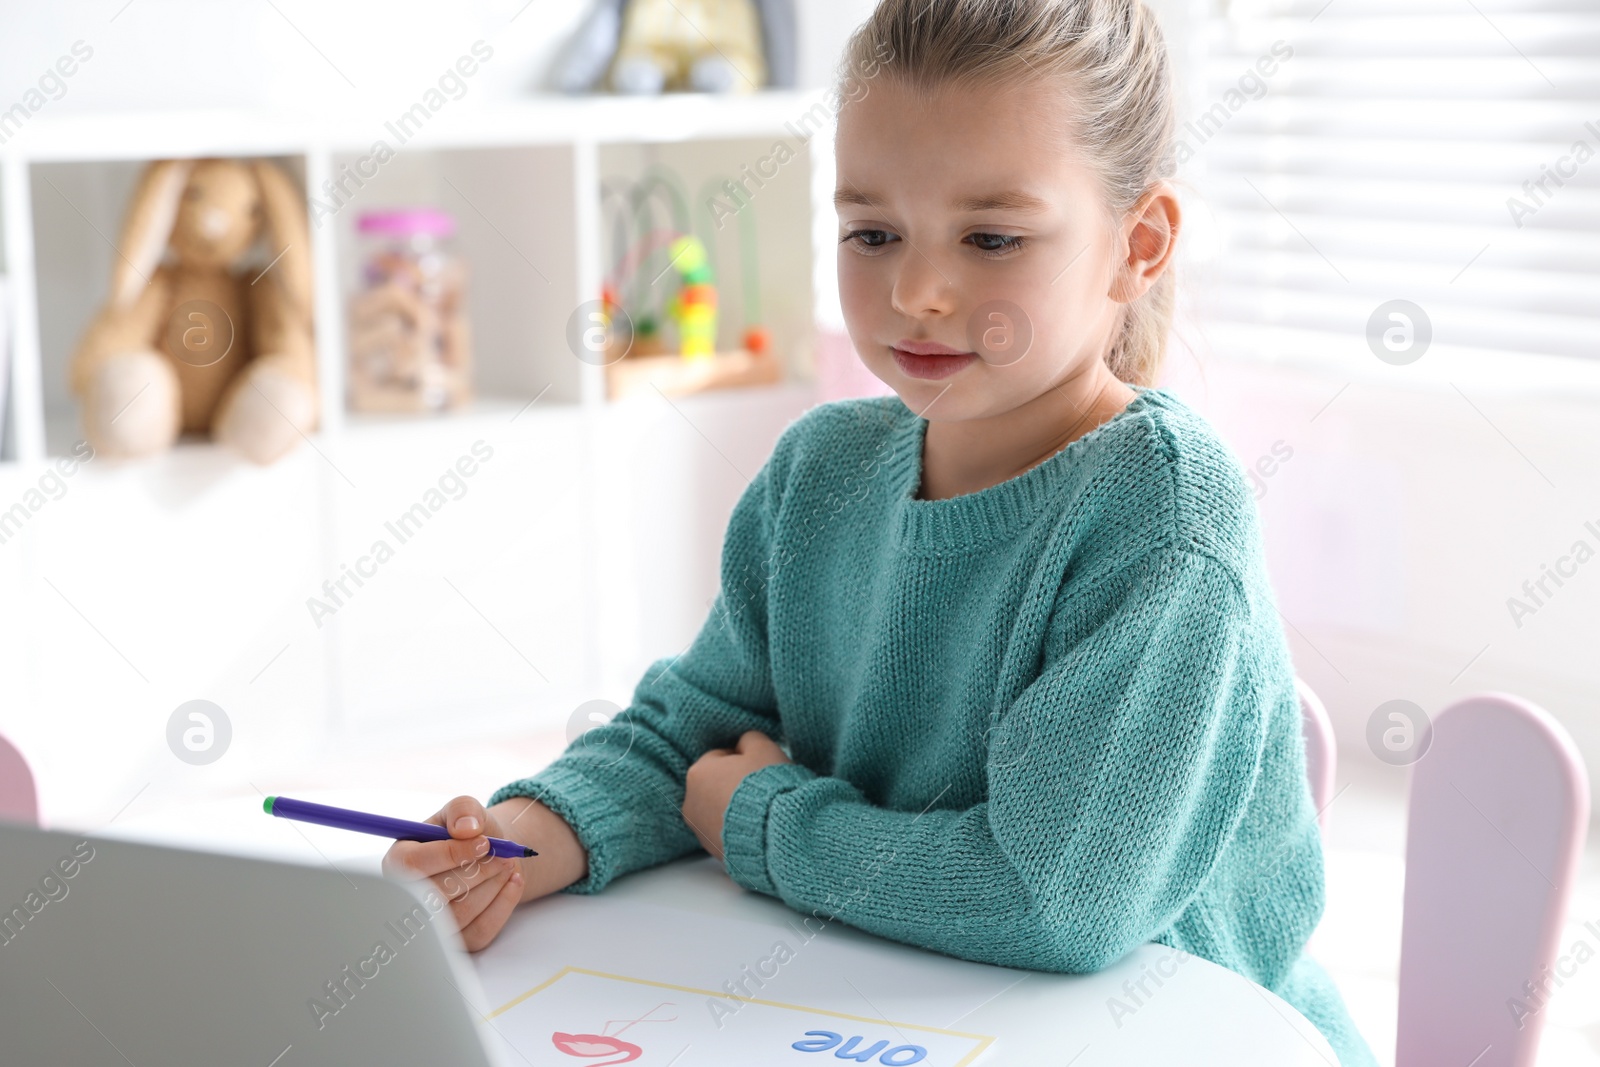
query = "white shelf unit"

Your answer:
(0, 95), (831, 818)
(0, 90), (830, 462)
